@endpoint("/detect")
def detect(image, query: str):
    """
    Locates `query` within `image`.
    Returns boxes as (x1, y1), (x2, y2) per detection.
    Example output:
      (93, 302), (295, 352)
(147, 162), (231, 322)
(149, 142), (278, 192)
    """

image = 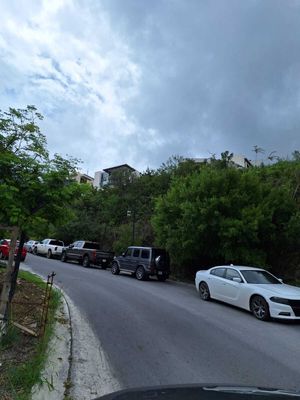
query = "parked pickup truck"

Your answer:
(61, 241), (114, 269)
(33, 238), (65, 259)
